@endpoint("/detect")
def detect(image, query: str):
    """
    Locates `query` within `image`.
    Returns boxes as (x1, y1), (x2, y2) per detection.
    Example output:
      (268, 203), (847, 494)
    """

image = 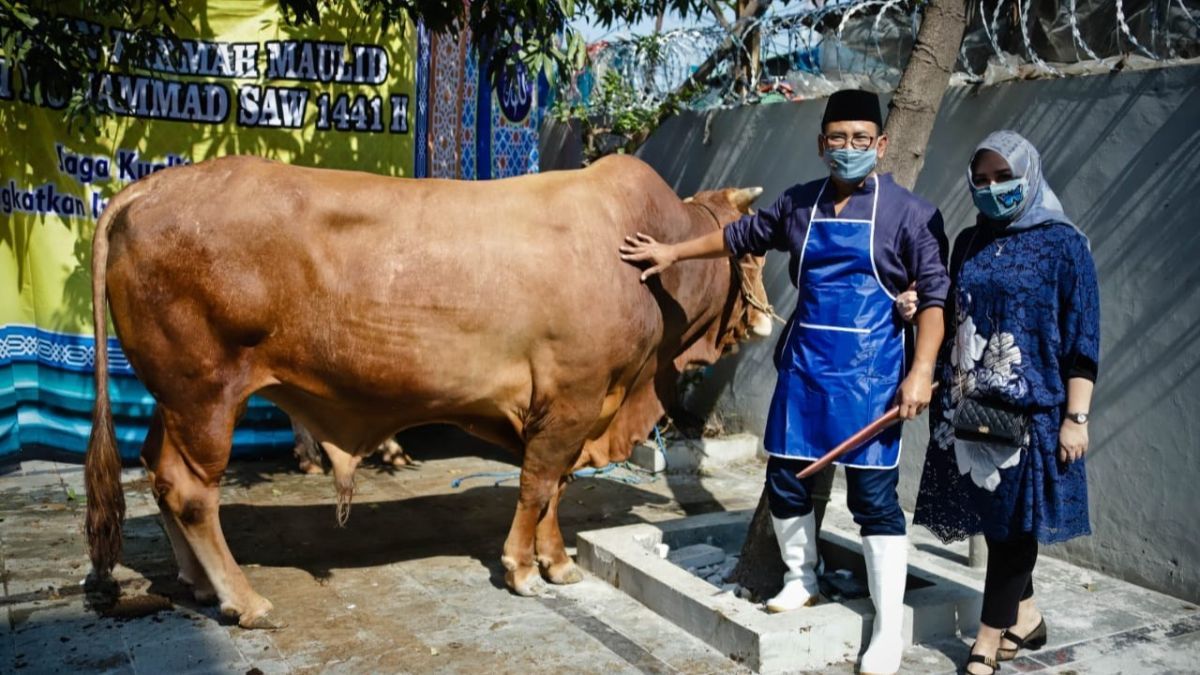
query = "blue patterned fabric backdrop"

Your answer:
(1, 18), (545, 460)
(415, 24), (548, 180)
(0, 327), (289, 458)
